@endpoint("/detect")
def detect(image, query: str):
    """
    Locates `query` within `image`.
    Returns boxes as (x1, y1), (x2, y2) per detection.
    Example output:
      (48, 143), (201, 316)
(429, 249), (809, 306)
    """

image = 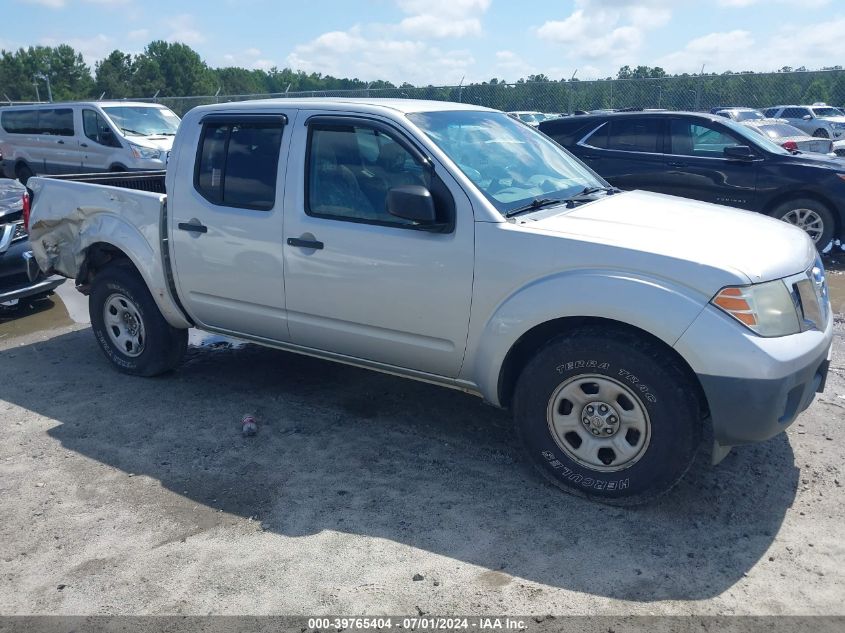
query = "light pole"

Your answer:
(35, 73), (52, 102)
